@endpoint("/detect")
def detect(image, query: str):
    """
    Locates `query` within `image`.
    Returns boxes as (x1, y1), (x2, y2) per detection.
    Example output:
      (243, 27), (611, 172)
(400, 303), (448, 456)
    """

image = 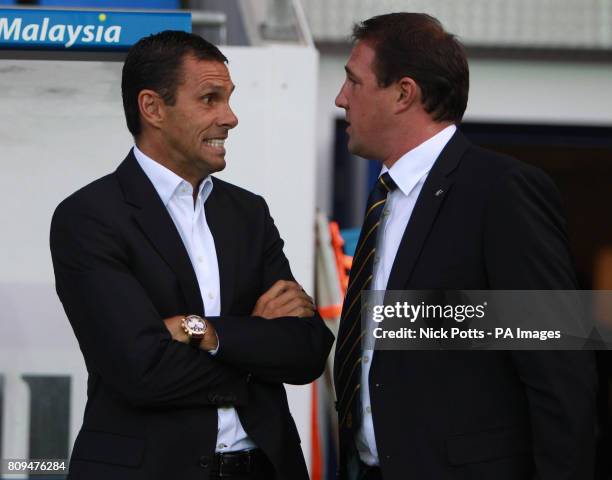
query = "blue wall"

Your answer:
(38, 0), (180, 8)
